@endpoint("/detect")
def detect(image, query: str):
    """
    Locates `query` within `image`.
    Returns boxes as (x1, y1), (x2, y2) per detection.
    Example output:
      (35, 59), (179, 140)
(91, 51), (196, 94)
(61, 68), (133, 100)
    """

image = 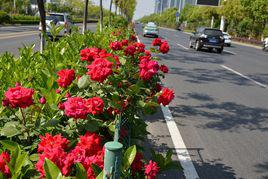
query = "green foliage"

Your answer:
(139, 8), (178, 28)
(0, 10), (11, 24)
(100, 15), (128, 28)
(44, 158), (63, 179)
(122, 145), (137, 171)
